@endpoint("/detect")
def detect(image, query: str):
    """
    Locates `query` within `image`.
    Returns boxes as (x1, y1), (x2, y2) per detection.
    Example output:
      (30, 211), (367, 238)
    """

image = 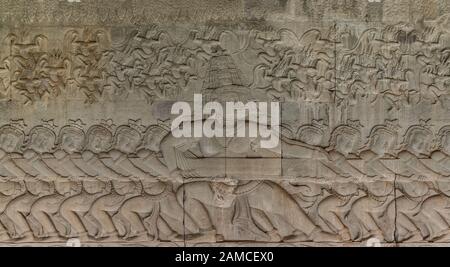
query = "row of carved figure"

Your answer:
(3, 18), (450, 109)
(0, 119), (449, 181)
(1, 178), (450, 243)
